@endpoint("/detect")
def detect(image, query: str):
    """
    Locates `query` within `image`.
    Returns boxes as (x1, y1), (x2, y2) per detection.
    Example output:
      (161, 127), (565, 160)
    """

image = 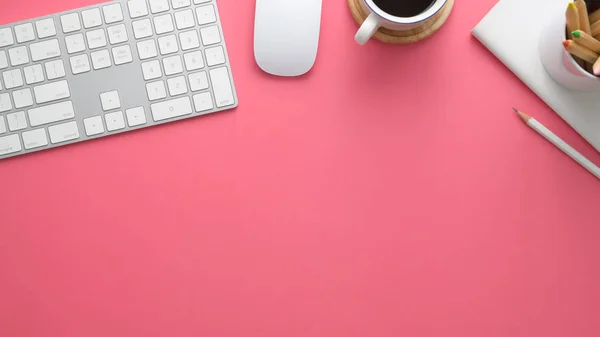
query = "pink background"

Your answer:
(1, 0), (600, 336)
